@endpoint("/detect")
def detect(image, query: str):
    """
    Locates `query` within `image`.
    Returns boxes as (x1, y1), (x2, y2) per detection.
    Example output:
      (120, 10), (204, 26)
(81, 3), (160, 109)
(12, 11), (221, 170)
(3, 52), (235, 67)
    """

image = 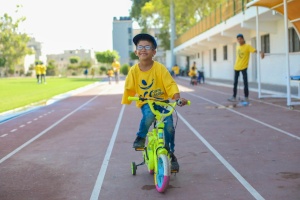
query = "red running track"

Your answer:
(0, 79), (299, 200)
